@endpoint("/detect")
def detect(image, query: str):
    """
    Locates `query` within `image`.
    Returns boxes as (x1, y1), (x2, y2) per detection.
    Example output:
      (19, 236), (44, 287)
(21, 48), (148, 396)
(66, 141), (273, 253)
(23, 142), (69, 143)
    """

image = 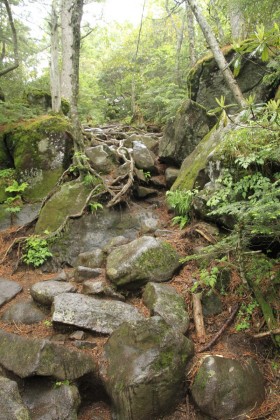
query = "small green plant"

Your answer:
(143, 171), (151, 181)
(43, 320), (52, 327)
(54, 380), (70, 388)
(22, 236), (53, 267)
(166, 189), (197, 228)
(235, 301), (259, 331)
(4, 179), (28, 220)
(88, 201), (103, 213)
(191, 266), (220, 293)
